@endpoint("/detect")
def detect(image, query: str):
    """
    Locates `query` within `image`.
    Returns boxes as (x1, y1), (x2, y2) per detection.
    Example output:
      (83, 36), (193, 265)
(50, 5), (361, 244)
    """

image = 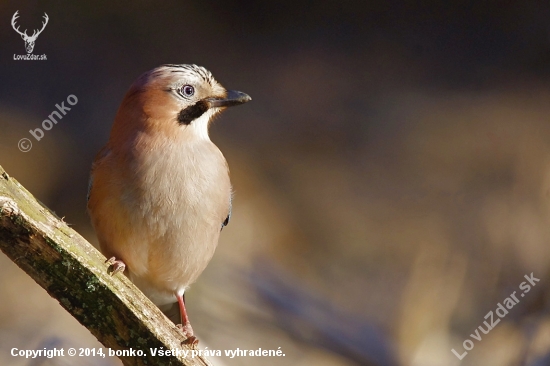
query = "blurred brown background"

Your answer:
(2, 1), (550, 365)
